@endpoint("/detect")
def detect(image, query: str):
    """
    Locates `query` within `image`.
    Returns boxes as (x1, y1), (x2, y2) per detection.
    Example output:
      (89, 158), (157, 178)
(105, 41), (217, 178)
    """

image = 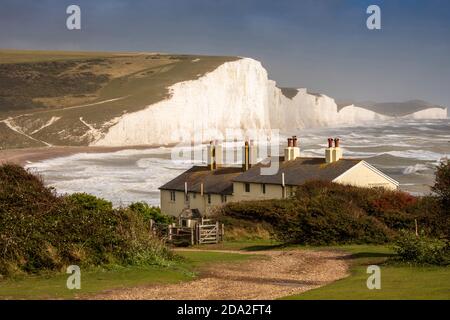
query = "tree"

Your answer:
(66, 193), (112, 212)
(128, 202), (174, 224)
(432, 158), (450, 212)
